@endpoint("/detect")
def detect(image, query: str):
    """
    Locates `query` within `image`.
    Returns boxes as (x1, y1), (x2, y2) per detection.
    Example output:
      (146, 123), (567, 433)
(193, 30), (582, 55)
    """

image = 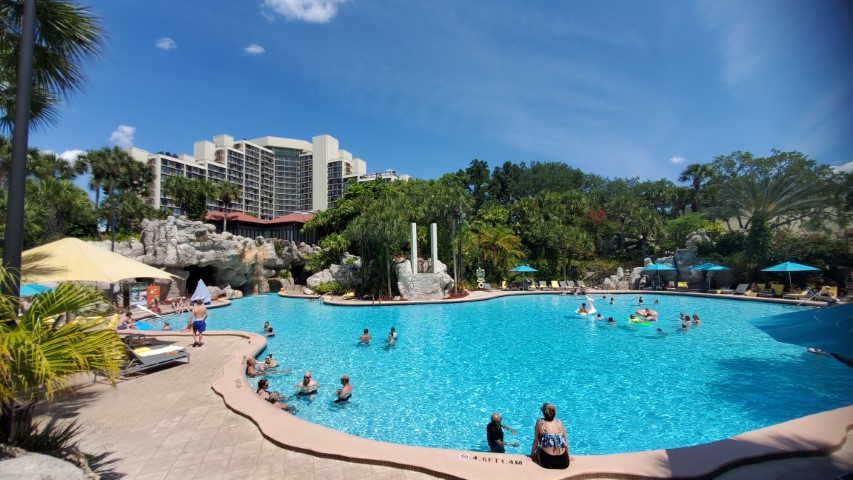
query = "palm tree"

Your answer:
(26, 150), (74, 180)
(472, 223), (525, 274)
(216, 180), (241, 233)
(25, 177), (93, 241)
(161, 175), (193, 215)
(678, 163), (714, 212)
(711, 172), (827, 262)
(0, 269), (125, 440)
(0, 0), (104, 132)
(627, 208), (665, 259)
